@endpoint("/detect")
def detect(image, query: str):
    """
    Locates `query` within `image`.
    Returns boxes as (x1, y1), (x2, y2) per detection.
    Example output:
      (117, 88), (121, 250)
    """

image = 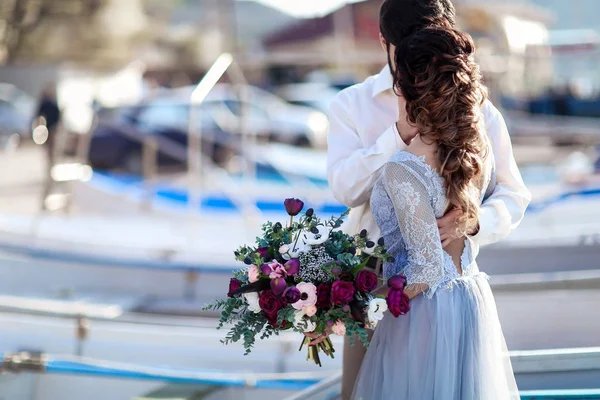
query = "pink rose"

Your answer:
(248, 265), (259, 283)
(303, 305), (317, 317)
(291, 282), (317, 310)
(331, 320), (346, 336)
